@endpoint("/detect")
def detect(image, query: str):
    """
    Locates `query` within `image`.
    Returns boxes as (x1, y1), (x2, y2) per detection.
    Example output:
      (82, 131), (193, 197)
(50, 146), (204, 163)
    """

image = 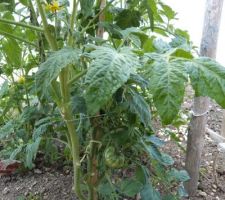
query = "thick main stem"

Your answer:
(35, 1), (85, 199)
(87, 1), (106, 200)
(68, 0), (77, 46)
(59, 68), (85, 200)
(63, 105), (84, 200)
(35, 0), (58, 50)
(87, 127), (102, 200)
